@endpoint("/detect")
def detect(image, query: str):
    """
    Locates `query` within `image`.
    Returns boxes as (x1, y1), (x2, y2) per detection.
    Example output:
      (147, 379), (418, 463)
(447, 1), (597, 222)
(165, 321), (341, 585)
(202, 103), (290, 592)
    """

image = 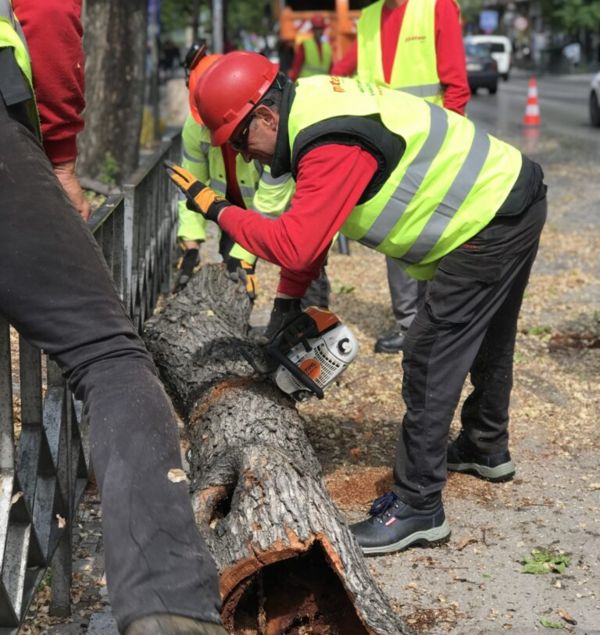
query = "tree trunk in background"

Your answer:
(144, 265), (410, 635)
(78, 0), (147, 181)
